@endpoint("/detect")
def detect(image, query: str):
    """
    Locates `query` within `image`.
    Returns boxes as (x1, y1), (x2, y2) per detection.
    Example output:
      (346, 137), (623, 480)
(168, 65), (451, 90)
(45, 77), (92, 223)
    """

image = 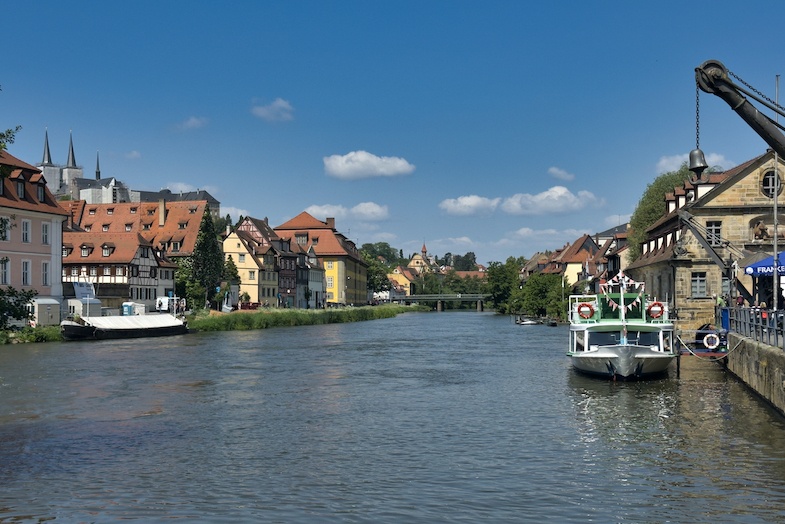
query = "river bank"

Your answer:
(0, 304), (430, 344)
